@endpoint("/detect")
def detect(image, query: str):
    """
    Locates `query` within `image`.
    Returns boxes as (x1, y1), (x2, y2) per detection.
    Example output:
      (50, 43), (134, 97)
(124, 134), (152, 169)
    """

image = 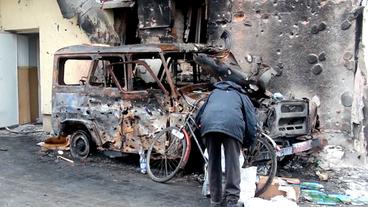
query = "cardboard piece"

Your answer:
(37, 136), (70, 151)
(257, 176), (301, 202)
